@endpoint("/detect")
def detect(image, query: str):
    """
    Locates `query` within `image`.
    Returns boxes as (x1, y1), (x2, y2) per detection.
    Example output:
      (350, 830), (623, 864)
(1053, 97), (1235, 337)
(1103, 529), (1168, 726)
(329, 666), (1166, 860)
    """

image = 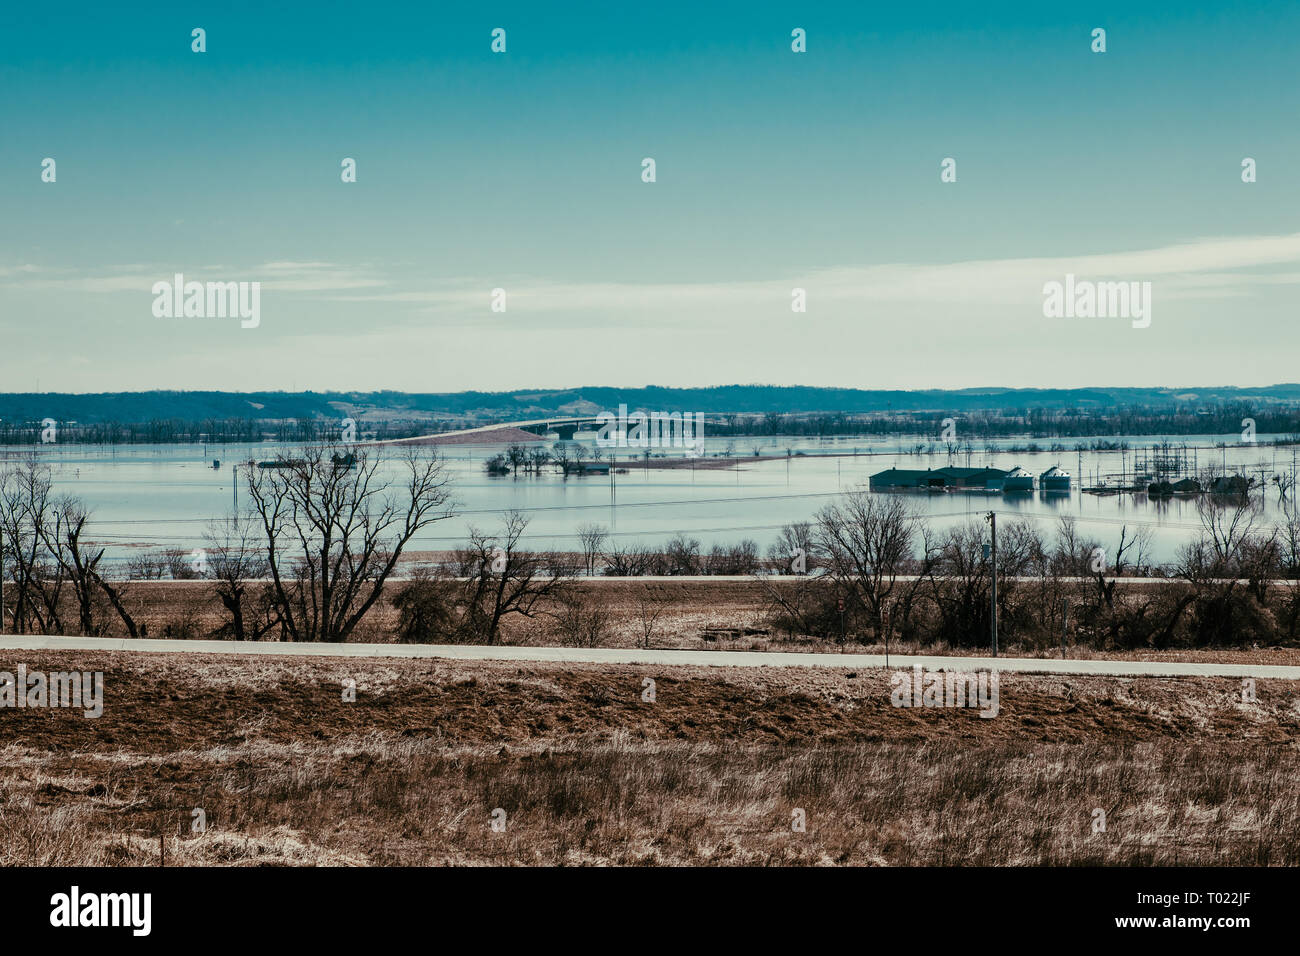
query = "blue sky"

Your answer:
(2, 1), (1298, 393)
